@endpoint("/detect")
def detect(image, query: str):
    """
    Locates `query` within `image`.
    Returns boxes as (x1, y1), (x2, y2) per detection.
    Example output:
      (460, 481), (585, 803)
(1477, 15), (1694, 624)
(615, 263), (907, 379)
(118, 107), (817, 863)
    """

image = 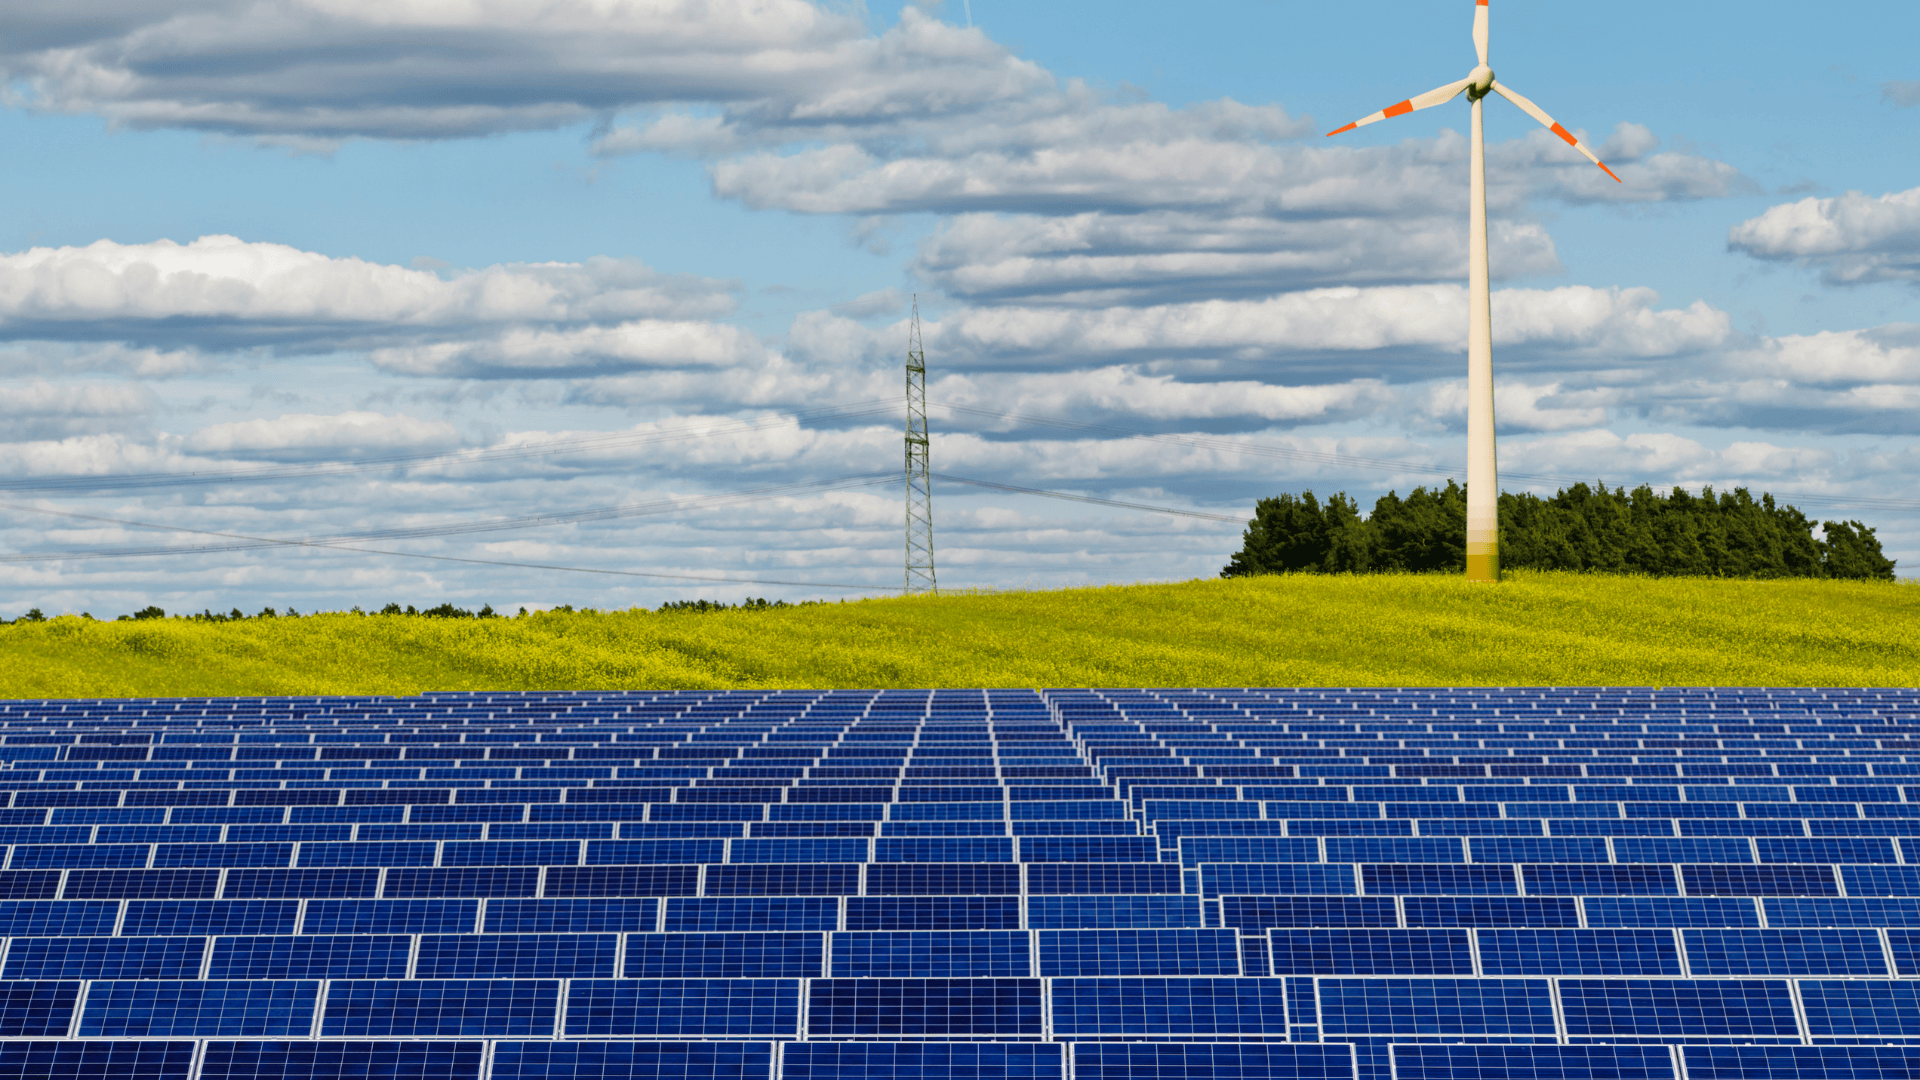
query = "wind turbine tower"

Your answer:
(1328, 0), (1619, 582)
